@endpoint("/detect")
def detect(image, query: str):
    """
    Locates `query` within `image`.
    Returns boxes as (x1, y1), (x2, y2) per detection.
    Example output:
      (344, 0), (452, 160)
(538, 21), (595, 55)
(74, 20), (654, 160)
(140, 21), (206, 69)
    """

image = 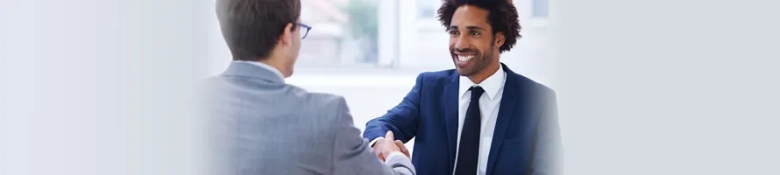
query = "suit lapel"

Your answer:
(486, 64), (521, 175)
(443, 71), (460, 174)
